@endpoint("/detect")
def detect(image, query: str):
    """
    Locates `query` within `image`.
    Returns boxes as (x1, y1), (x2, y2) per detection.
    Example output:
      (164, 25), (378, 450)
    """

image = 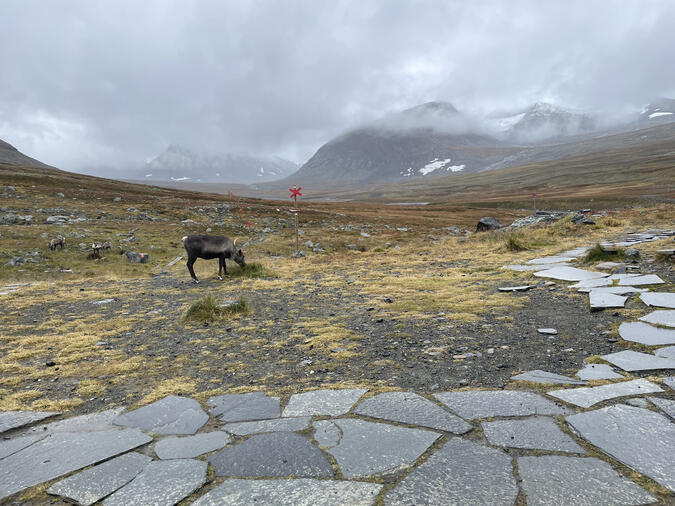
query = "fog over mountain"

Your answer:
(0, 1), (674, 174)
